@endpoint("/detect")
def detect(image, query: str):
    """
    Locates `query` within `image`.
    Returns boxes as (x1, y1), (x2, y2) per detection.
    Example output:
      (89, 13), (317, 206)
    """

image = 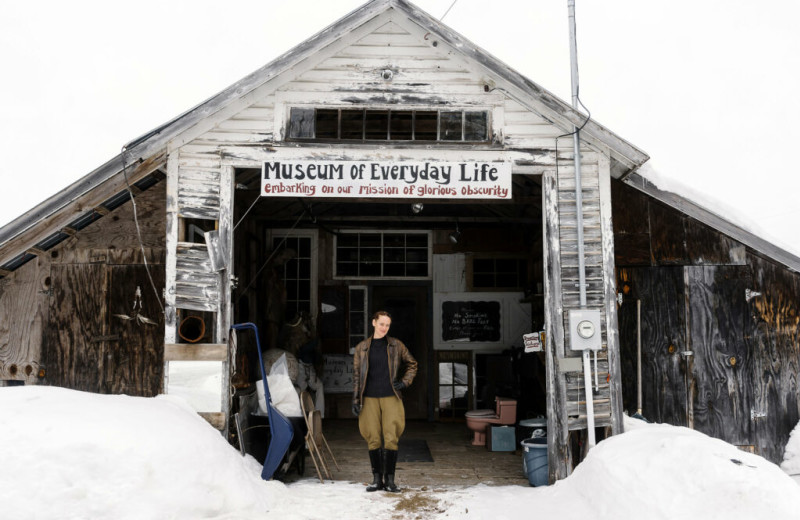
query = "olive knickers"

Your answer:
(358, 396), (405, 450)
